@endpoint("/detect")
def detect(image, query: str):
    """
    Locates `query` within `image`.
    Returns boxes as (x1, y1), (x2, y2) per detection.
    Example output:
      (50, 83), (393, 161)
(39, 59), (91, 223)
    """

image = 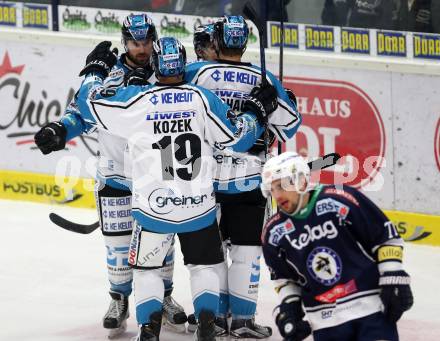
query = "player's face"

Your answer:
(126, 39), (153, 67)
(270, 178), (306, 214)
